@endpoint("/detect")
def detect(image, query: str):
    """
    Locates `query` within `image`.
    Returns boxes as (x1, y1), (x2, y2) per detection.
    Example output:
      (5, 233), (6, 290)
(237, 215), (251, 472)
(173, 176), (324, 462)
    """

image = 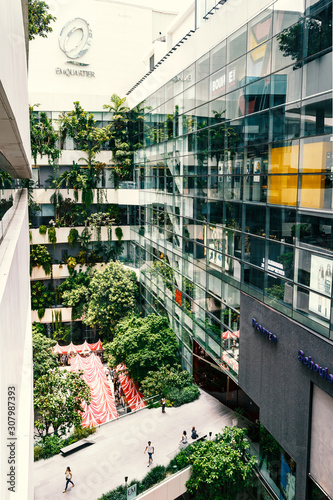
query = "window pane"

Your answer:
(227, 25), (247, 63)
(271, 103), (301, 142)
(301, 94), (333, 137)
(210, 40), (226, 73)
